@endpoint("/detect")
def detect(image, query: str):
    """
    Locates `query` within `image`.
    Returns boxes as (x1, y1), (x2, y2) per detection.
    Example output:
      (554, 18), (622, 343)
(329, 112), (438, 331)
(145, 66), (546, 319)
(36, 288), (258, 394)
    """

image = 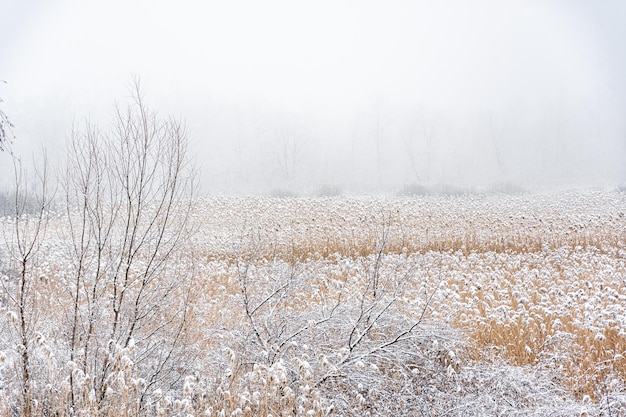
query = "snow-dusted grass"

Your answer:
(1, 189), (625, 416)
